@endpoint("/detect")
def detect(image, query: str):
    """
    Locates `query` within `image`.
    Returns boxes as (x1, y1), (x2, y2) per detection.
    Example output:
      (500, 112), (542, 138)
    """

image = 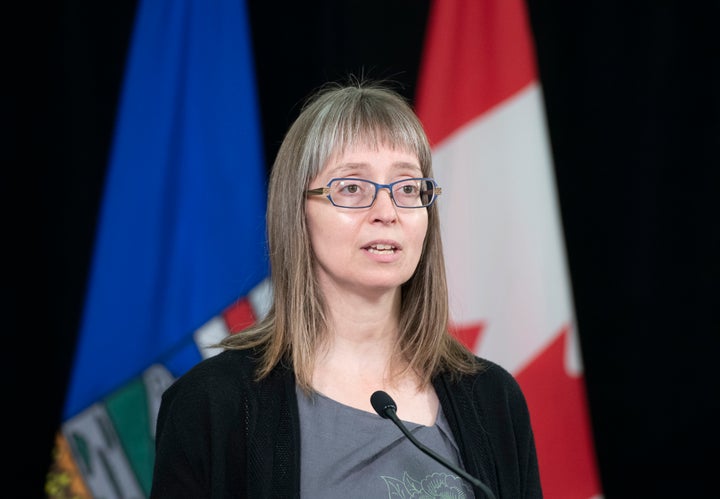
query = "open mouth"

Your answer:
(367, 243), (397, 255)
